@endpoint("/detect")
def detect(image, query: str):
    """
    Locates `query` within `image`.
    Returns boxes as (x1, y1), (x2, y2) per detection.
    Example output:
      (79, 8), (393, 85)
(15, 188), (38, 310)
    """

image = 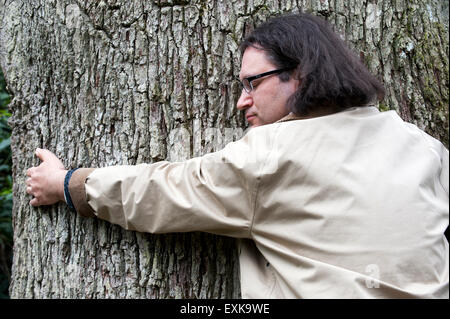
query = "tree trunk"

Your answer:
(0, 0), (448, 298)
